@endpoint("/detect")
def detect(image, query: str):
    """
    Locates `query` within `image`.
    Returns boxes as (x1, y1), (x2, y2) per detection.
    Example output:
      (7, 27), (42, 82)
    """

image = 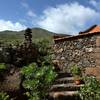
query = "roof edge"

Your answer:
(79, 25), (97, 34)
(54, 32), (99, 43)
